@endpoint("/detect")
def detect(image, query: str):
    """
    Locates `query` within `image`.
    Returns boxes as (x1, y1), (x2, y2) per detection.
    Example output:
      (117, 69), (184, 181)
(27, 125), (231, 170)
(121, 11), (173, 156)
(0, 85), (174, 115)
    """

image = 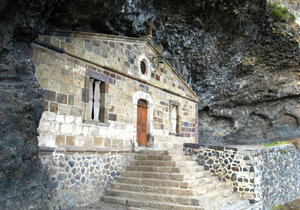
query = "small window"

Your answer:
(88, 78), (106, 122)
(171, 105), (179, 134)
(140, 60), (146, 75)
